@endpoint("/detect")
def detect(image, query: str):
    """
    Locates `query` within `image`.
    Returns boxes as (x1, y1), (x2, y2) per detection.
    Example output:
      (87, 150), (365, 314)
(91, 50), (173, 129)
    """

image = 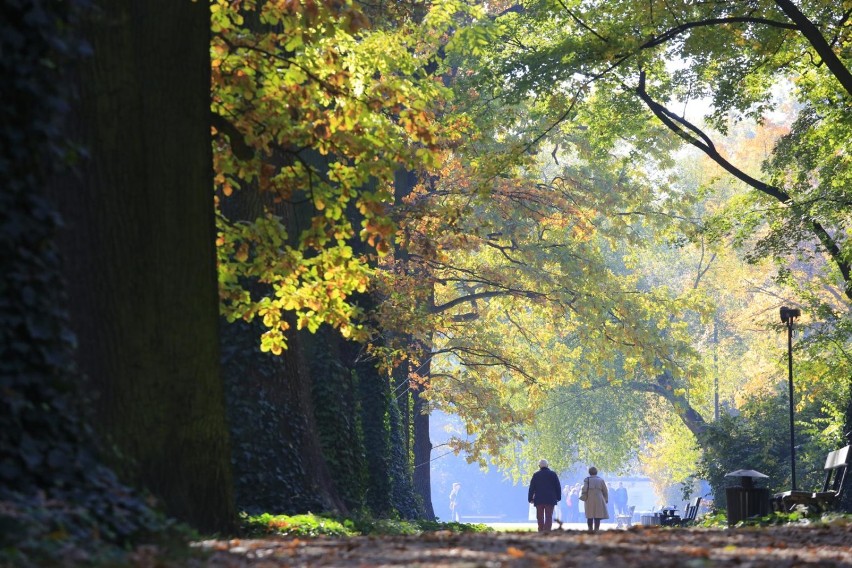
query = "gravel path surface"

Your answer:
(193, 524), (852, 567)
